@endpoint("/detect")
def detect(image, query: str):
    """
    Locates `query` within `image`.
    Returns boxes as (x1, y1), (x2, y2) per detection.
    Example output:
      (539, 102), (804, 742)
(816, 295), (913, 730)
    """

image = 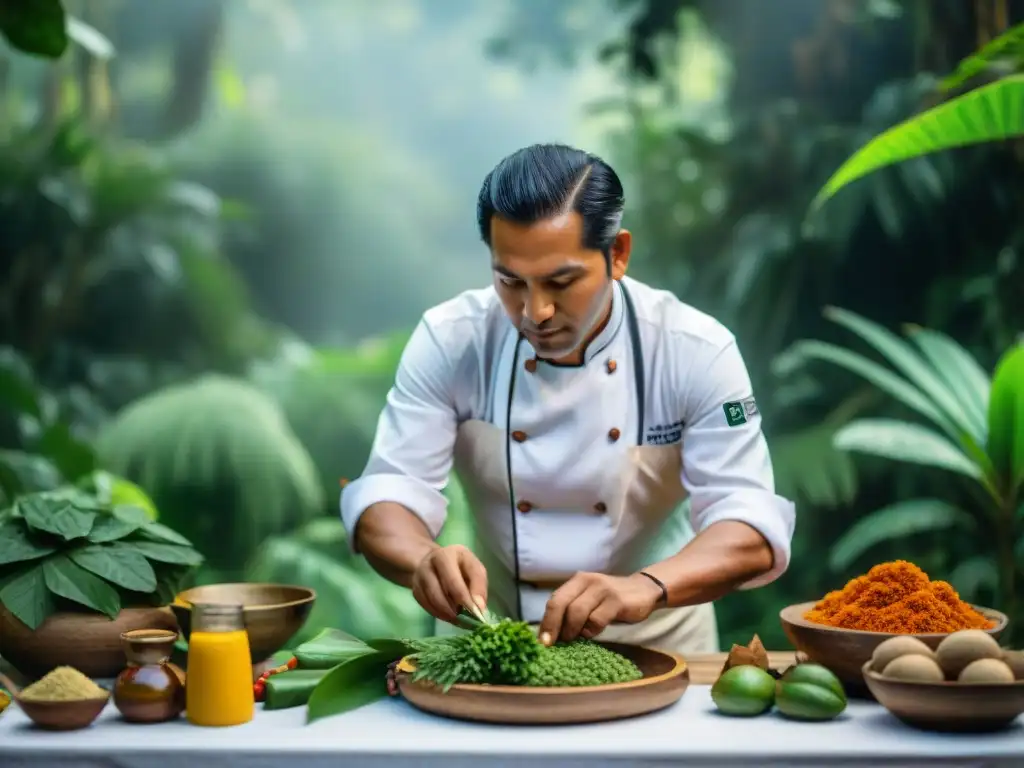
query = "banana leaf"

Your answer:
(306, 650), (393, 724)
(293, 628), (375, 669)
(265, 669), (329, 710)
(987, 343), (1024, 494)
(812, 75), (1024, 208)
